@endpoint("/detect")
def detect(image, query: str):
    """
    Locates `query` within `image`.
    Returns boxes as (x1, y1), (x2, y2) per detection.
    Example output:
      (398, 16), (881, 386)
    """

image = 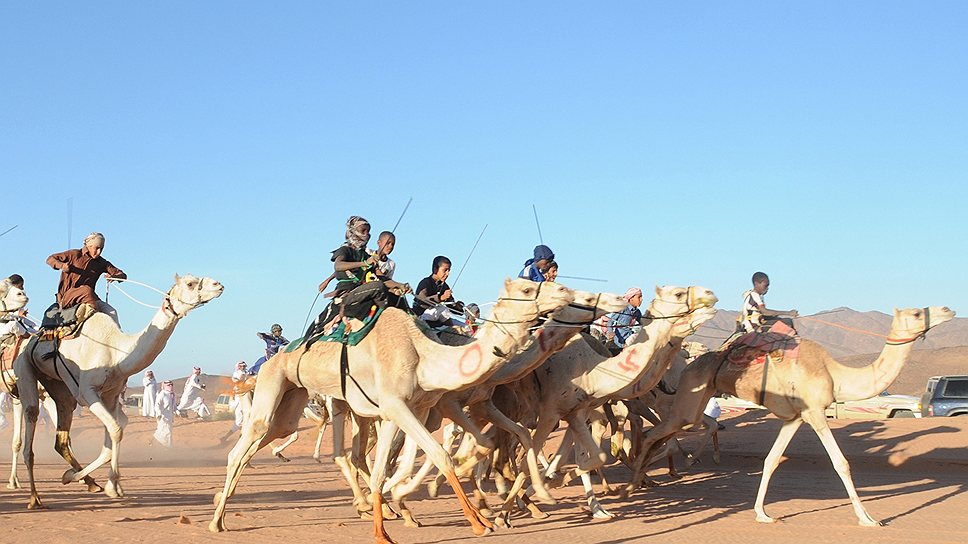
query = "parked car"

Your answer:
(122, 393), (143, 415)
(920, 375), (968, 417)
(214, 394), (234, 413)
(825, 391), (920, 419)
